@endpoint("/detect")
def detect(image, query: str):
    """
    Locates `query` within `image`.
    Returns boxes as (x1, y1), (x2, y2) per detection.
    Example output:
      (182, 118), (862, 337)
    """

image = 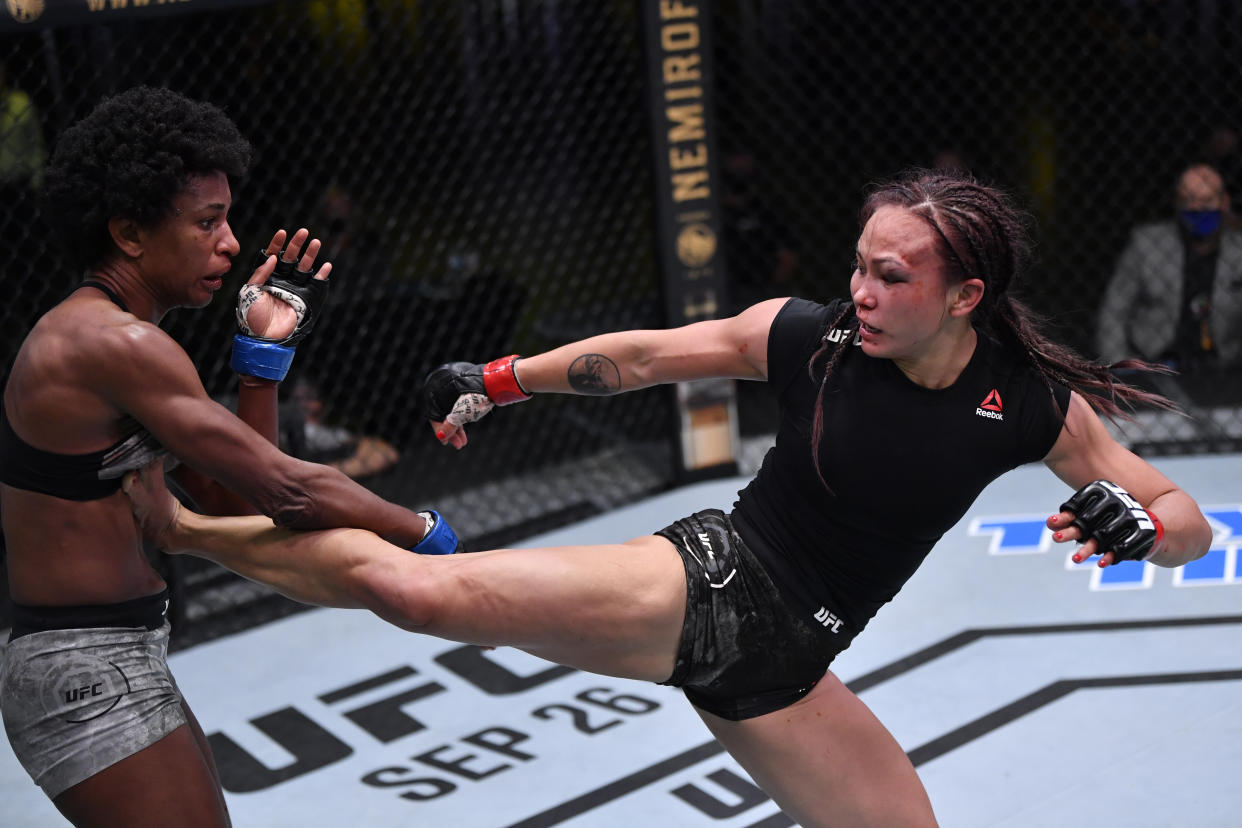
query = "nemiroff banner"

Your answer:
(0, 0), (274, 31)
(640, 0), (739, 479)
